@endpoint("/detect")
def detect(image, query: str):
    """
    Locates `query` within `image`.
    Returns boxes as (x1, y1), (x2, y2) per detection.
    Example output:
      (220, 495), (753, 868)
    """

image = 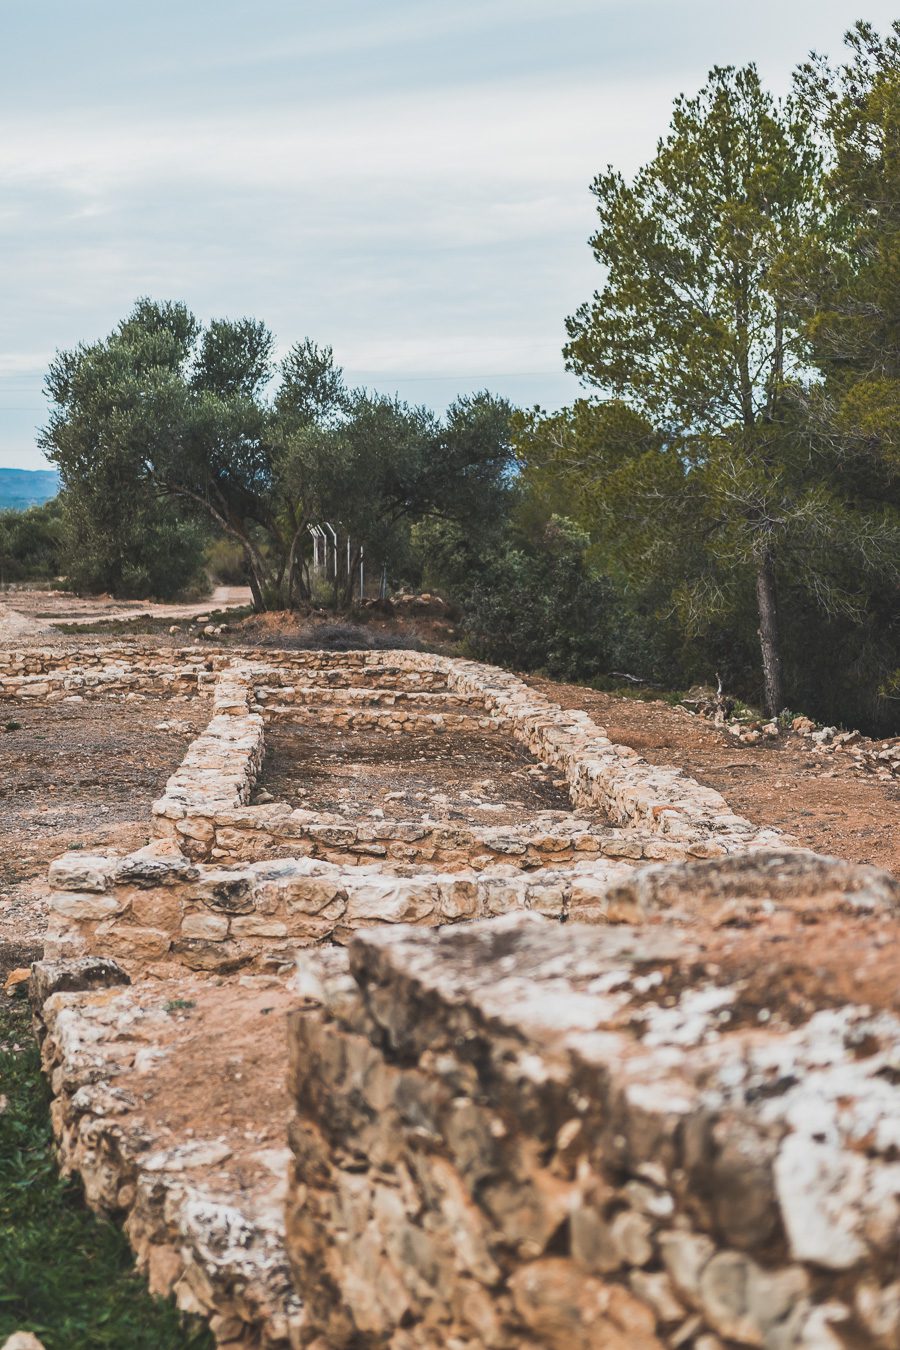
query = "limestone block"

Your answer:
(48, 853), (117, 894)
(230, 917), (289, 938)
(129, 890), (184, 931)
(507, 1260), (662, 1349)
(49, 892), (123, 921)
(343, 880), (438, 926)
(94, 924), (172, 962)
(774, 1135), (868, 1270)
(170, 938), (250, 972)
(180, 912), (229, 941)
